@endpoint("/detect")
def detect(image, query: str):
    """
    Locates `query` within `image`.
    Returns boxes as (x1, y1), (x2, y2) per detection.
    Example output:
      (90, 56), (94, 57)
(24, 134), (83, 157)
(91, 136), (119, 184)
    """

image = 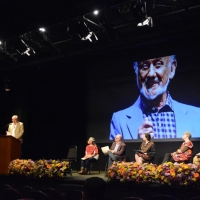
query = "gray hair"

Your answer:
(184, 131), (192, 139)
(12, 115), (18, 120)
(133, 55), (177, 75)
